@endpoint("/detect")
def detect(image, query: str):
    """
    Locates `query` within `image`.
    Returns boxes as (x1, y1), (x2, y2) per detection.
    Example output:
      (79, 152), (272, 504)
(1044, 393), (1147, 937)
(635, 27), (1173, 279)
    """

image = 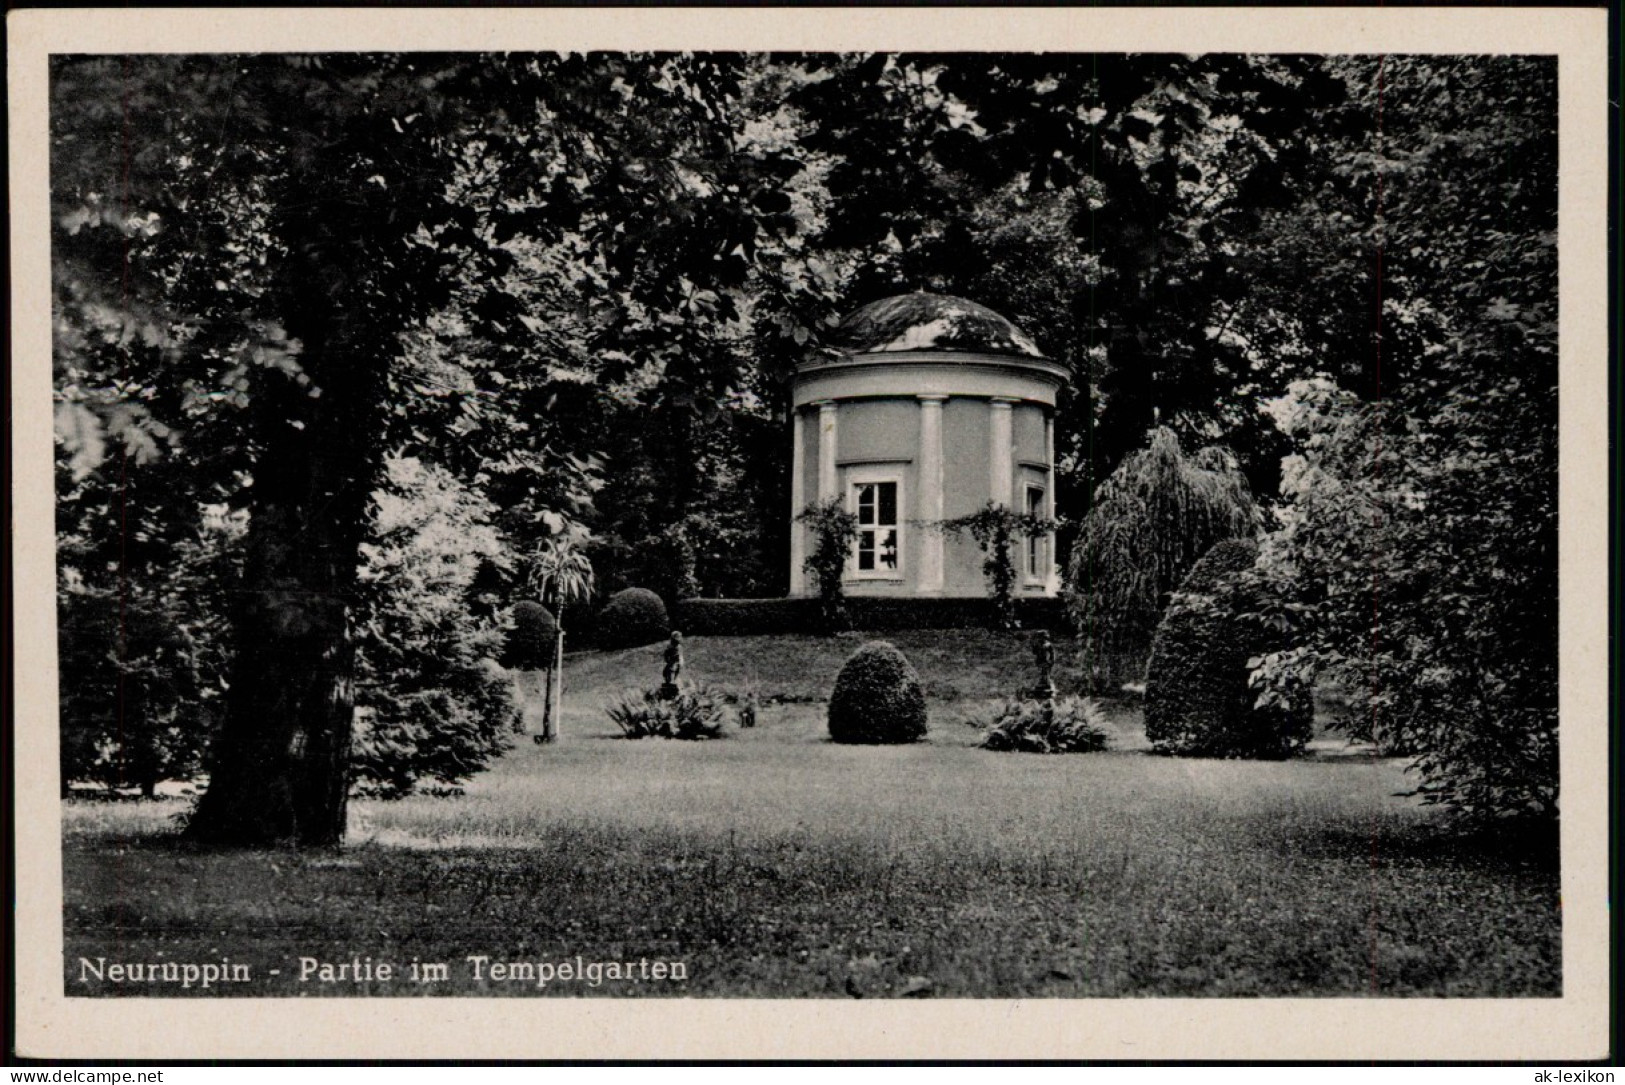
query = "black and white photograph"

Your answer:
(9, 5), (1611, 1062)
